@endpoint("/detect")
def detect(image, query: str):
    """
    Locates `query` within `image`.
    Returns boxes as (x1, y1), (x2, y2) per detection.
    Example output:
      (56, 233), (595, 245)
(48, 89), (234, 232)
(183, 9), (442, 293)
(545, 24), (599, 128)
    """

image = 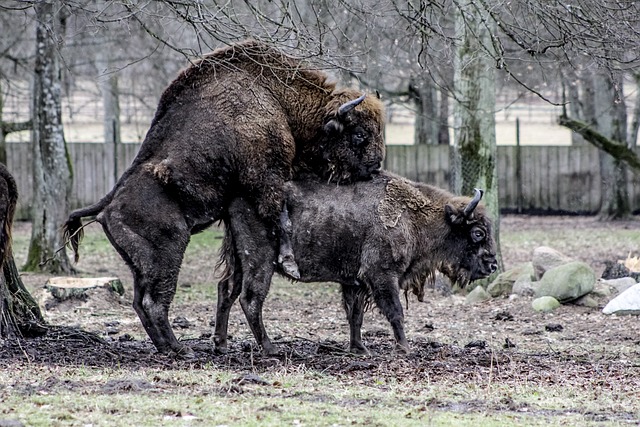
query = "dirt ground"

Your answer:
(2, 216), (640, 423)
